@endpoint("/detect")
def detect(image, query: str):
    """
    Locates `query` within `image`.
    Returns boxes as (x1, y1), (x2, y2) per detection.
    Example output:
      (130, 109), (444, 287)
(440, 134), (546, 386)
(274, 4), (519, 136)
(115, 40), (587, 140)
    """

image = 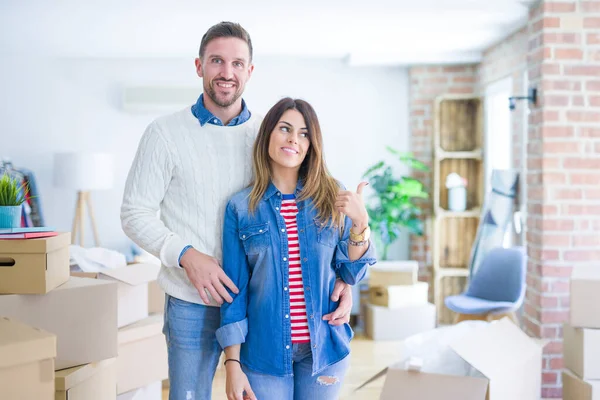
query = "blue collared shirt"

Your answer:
(190, 93), (251, 126)
(216, 181), (377, 377)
